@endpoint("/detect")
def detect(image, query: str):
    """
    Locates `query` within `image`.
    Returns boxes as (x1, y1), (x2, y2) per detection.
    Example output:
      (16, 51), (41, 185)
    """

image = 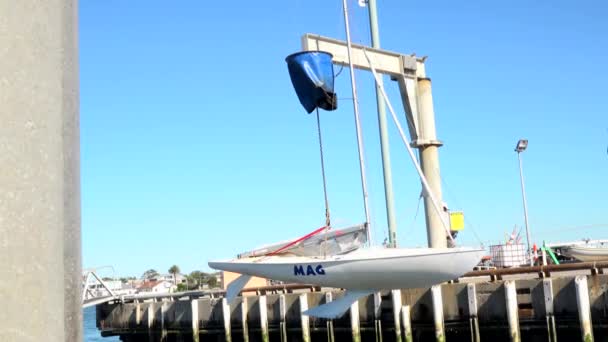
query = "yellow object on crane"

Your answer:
(449, 211), (465, 231)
